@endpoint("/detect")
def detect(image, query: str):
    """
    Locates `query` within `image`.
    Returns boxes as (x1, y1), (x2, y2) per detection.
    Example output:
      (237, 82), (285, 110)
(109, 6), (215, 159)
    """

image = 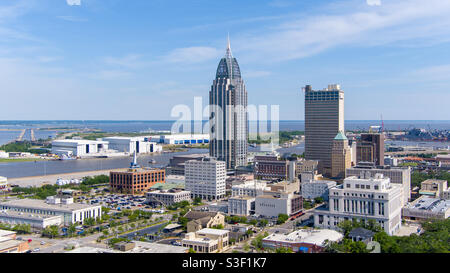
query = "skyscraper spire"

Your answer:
(225, 33), (232, 58)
